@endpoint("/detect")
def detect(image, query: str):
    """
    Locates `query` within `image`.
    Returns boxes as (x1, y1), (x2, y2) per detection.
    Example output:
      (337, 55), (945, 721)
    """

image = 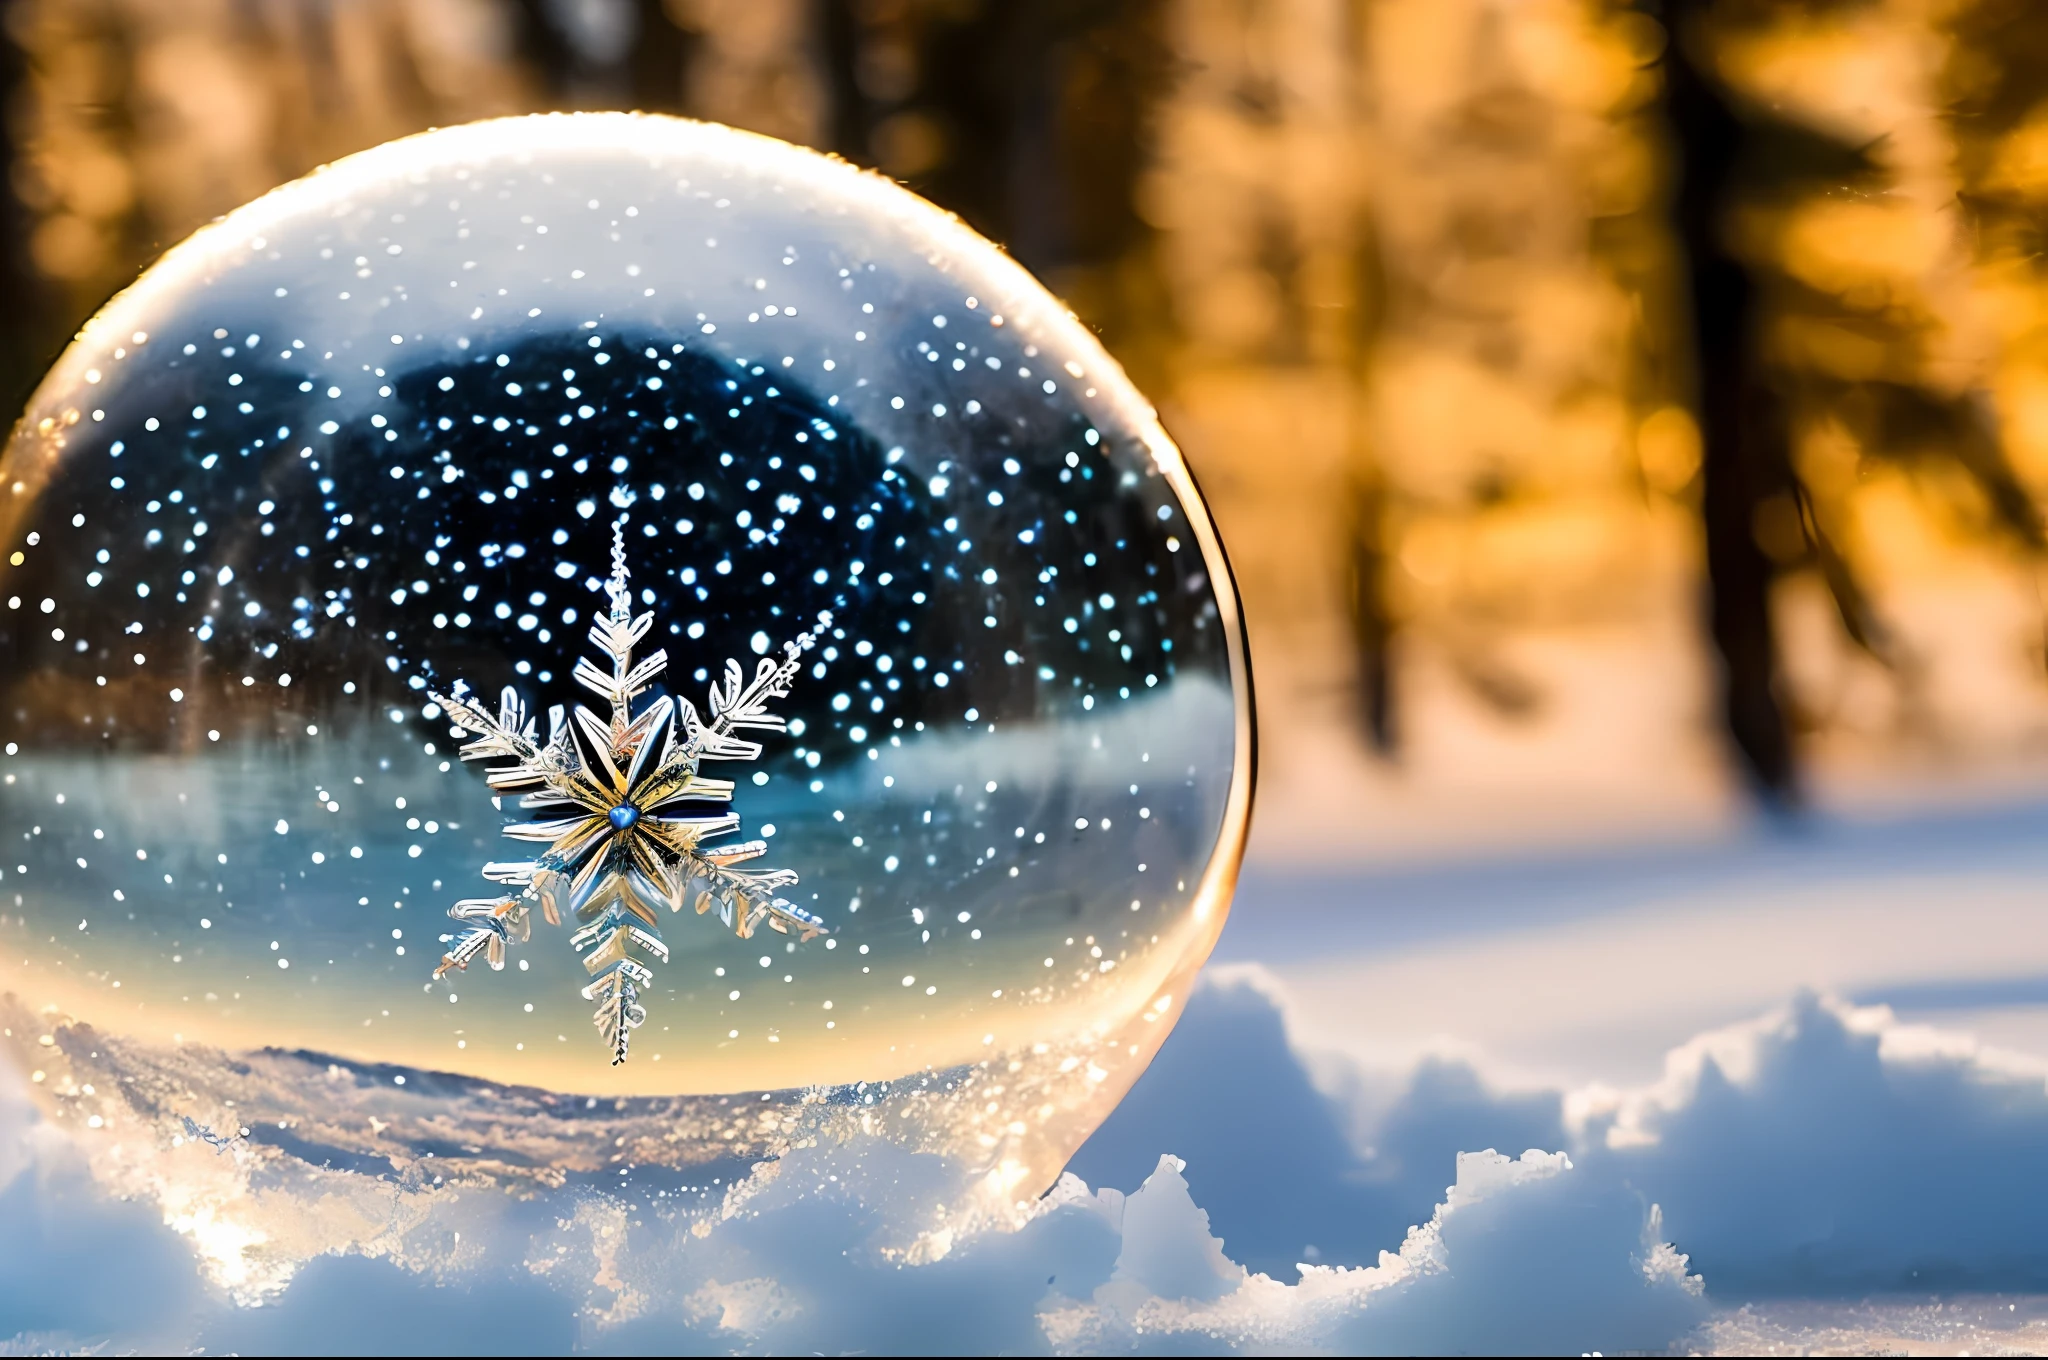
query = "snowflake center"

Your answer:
(607, 802), (641, 831)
